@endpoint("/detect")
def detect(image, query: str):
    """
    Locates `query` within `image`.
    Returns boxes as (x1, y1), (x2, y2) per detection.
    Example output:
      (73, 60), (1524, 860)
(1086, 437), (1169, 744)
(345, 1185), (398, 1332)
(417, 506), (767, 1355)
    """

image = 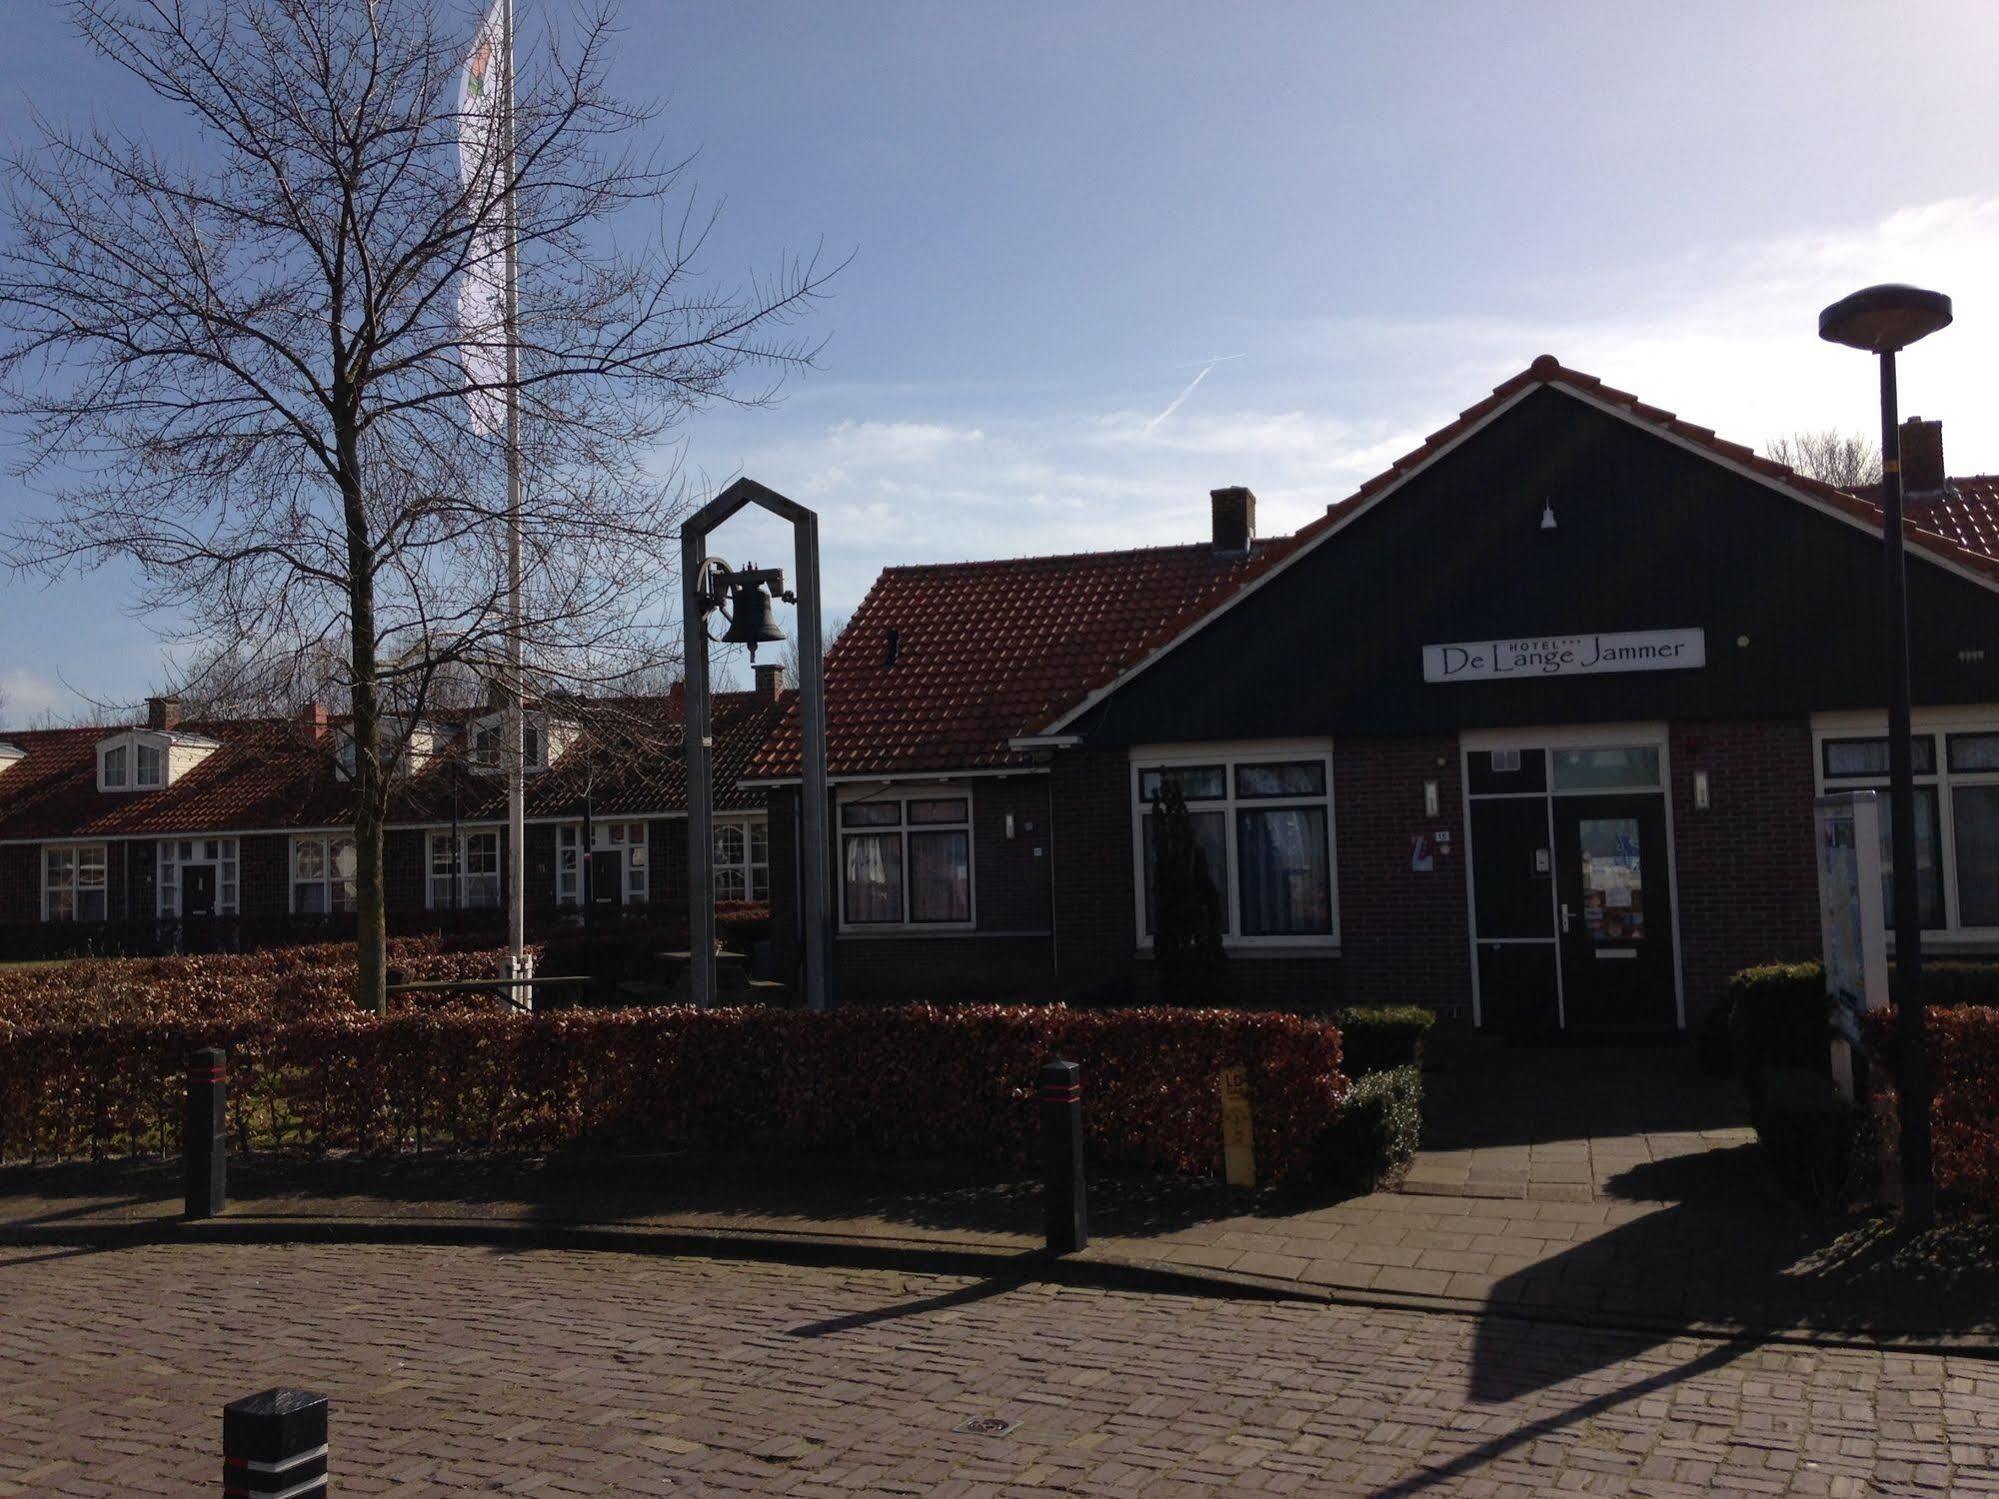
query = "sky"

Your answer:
(3, 0), (1998, 723)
